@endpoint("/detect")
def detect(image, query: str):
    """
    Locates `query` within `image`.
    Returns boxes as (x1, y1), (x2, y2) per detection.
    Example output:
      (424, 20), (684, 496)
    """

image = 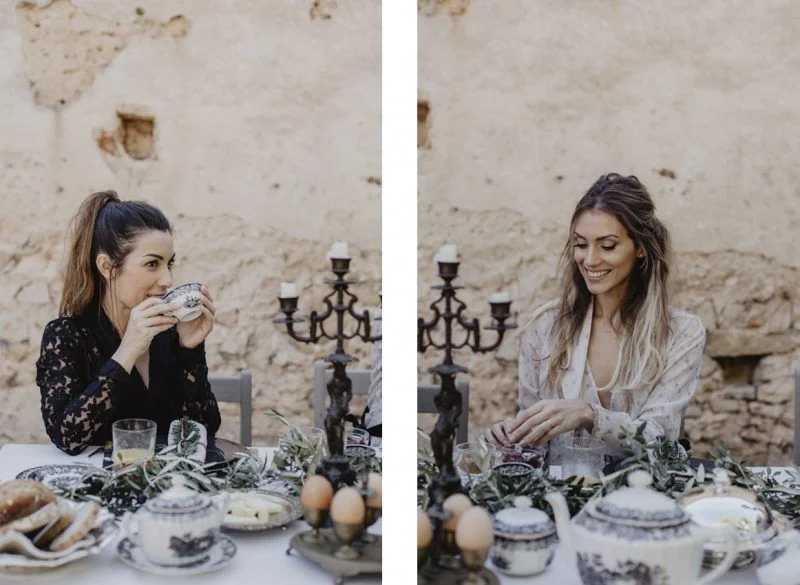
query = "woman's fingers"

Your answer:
(145, 315), (179, 328)
(199, 294), (215, 316)
(201, 285), (214, 303)
(488, 420), (511, 446)
(199, 305), (214, 323)
(535, 421), (569, 446)
(140, 301), (181, 317)
(508, 409), (550, 443)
